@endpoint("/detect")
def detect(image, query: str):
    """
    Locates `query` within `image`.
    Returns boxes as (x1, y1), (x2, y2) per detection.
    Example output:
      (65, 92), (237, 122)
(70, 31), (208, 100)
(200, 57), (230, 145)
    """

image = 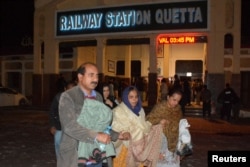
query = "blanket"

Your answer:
(77, 99), (116, 162)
